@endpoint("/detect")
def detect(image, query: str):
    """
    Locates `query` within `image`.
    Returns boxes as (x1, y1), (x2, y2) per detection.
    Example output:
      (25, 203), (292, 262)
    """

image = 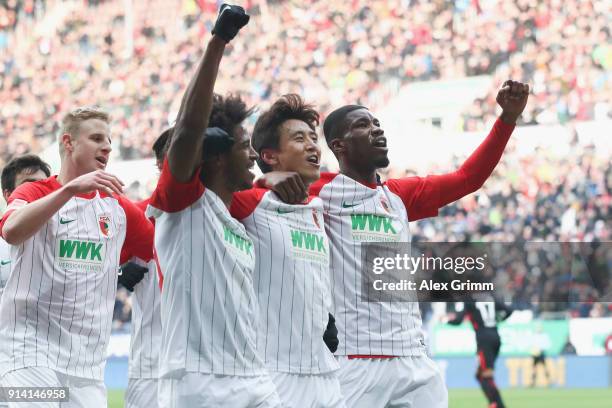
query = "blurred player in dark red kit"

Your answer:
(447, 295), (514, 408)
